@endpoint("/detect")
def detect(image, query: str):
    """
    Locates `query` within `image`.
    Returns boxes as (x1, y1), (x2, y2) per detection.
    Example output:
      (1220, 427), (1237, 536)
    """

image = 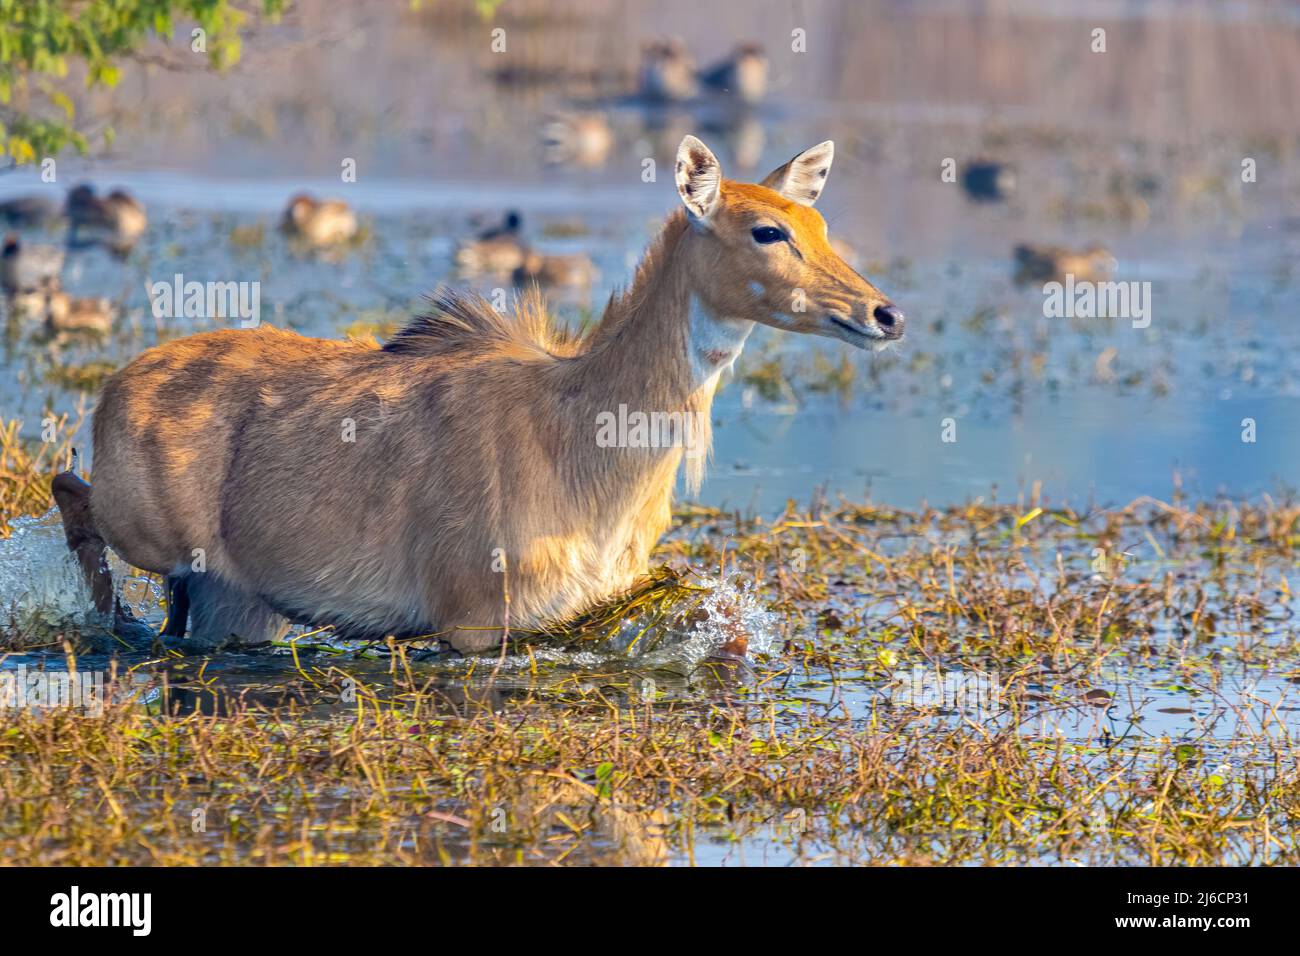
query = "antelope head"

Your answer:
(673, 135), (905, 352)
